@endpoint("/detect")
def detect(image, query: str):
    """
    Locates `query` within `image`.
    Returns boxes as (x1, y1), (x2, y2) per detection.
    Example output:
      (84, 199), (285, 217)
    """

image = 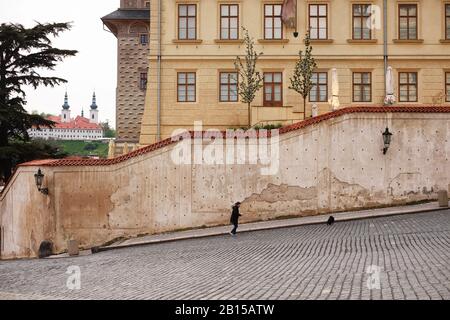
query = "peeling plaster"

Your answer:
(241, 183), (318, 219)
